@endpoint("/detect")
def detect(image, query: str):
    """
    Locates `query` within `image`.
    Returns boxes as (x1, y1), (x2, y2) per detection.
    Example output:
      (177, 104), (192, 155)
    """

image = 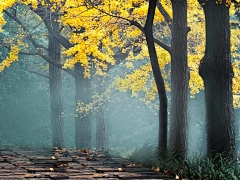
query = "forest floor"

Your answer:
(0, 146), (174, 179)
